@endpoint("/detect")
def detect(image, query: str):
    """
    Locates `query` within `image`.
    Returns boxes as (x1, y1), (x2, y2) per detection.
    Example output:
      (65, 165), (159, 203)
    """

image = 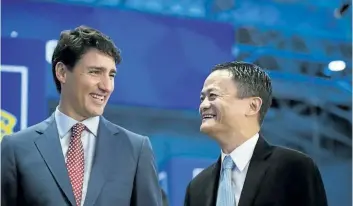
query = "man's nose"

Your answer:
(98, 76), (114, 93)
(199, 98), (211, 113)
